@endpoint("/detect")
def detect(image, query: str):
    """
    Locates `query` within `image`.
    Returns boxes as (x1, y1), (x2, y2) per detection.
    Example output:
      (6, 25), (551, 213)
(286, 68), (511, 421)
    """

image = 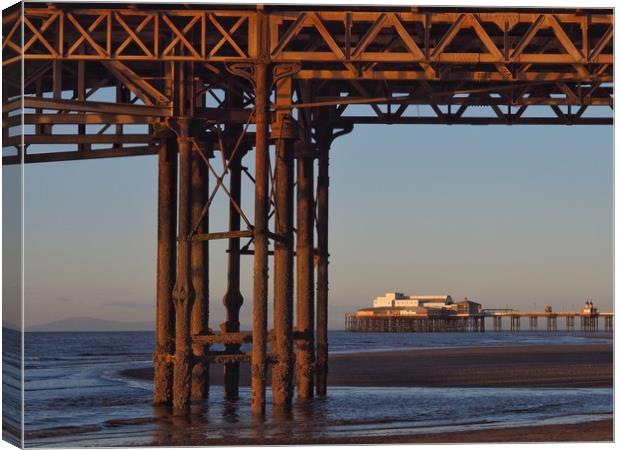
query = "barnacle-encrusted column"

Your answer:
(222, 88), (245, 400)
(271, 110), (297, 407)
(153, 135), (177, 405)
(295, 138), (315, 400)
(315, 115), (330, 397)
(190, 136), (210, 400)
(171, 61), (194, 415)
(251, 59), (270, 414)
